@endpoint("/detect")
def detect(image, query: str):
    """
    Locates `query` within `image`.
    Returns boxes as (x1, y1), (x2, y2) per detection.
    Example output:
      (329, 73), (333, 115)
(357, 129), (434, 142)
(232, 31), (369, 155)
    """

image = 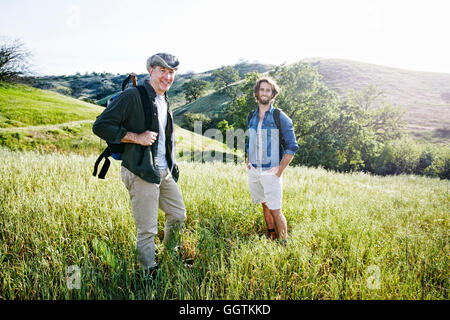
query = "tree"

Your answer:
(225, 71), (260, 130)
(345, 86), (406, 143)
(182, 78), (208, 103)
(0, 38), (32, 82)
(212, 66), (240, 100)
(217, 119), (233, 137)
(339, 86), (406, 171)
(267, 63), (344, 168)
(225, 62), (411, 173)
(54, 85), (72, 96)
(183, 112), (212, 132)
